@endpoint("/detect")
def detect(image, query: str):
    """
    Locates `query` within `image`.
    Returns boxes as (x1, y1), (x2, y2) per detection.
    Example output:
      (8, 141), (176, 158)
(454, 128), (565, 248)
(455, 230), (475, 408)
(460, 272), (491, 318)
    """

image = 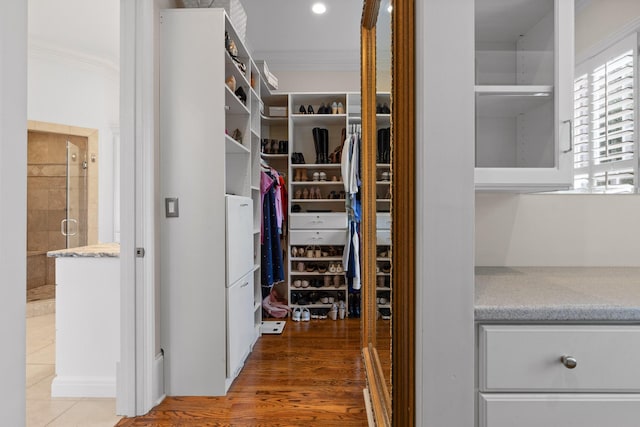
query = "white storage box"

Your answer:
(269, 106), (287, 117)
